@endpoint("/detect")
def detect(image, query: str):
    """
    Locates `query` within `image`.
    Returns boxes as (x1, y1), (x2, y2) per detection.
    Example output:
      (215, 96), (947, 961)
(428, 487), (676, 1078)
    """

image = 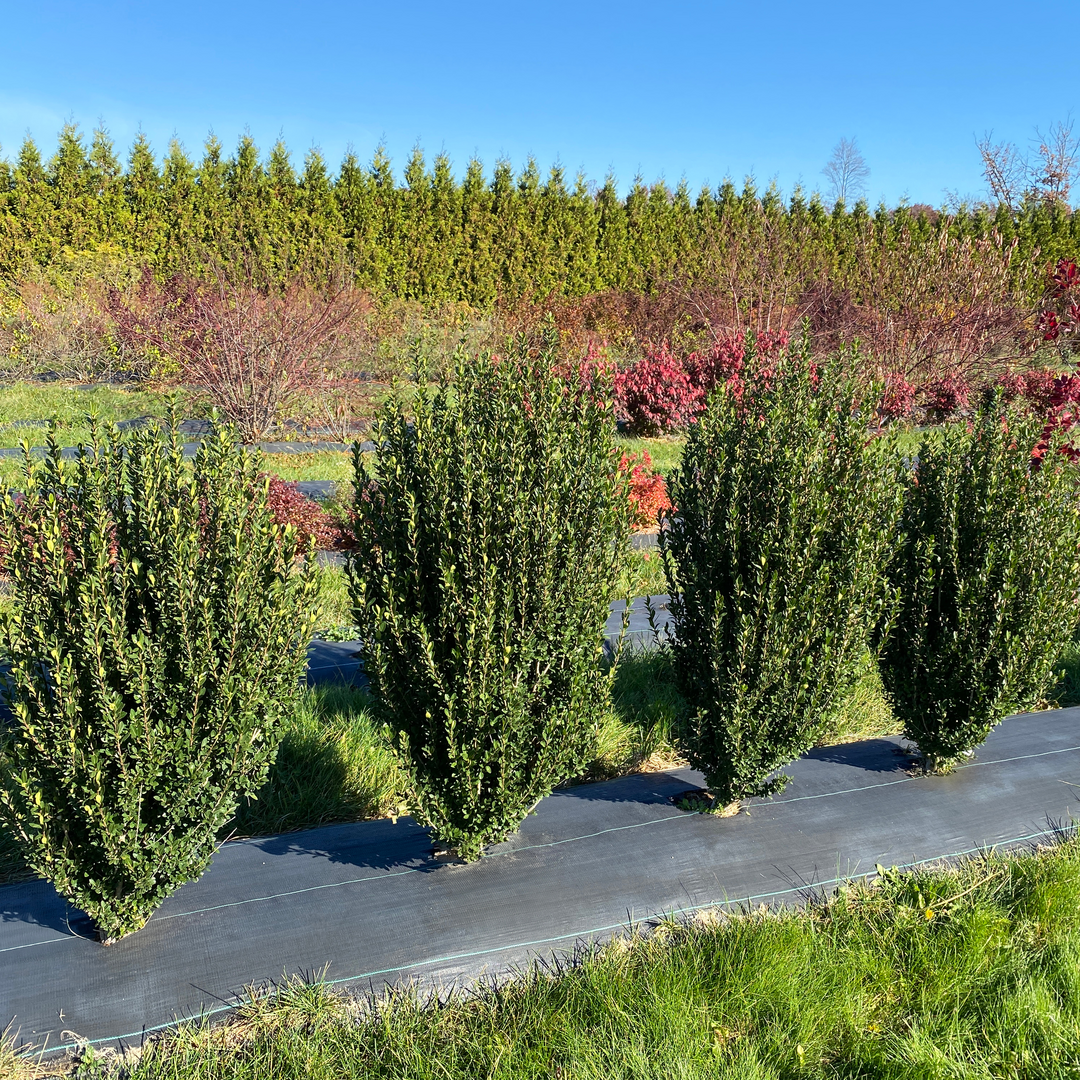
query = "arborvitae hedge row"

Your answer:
(1, 125), (1077, 308)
